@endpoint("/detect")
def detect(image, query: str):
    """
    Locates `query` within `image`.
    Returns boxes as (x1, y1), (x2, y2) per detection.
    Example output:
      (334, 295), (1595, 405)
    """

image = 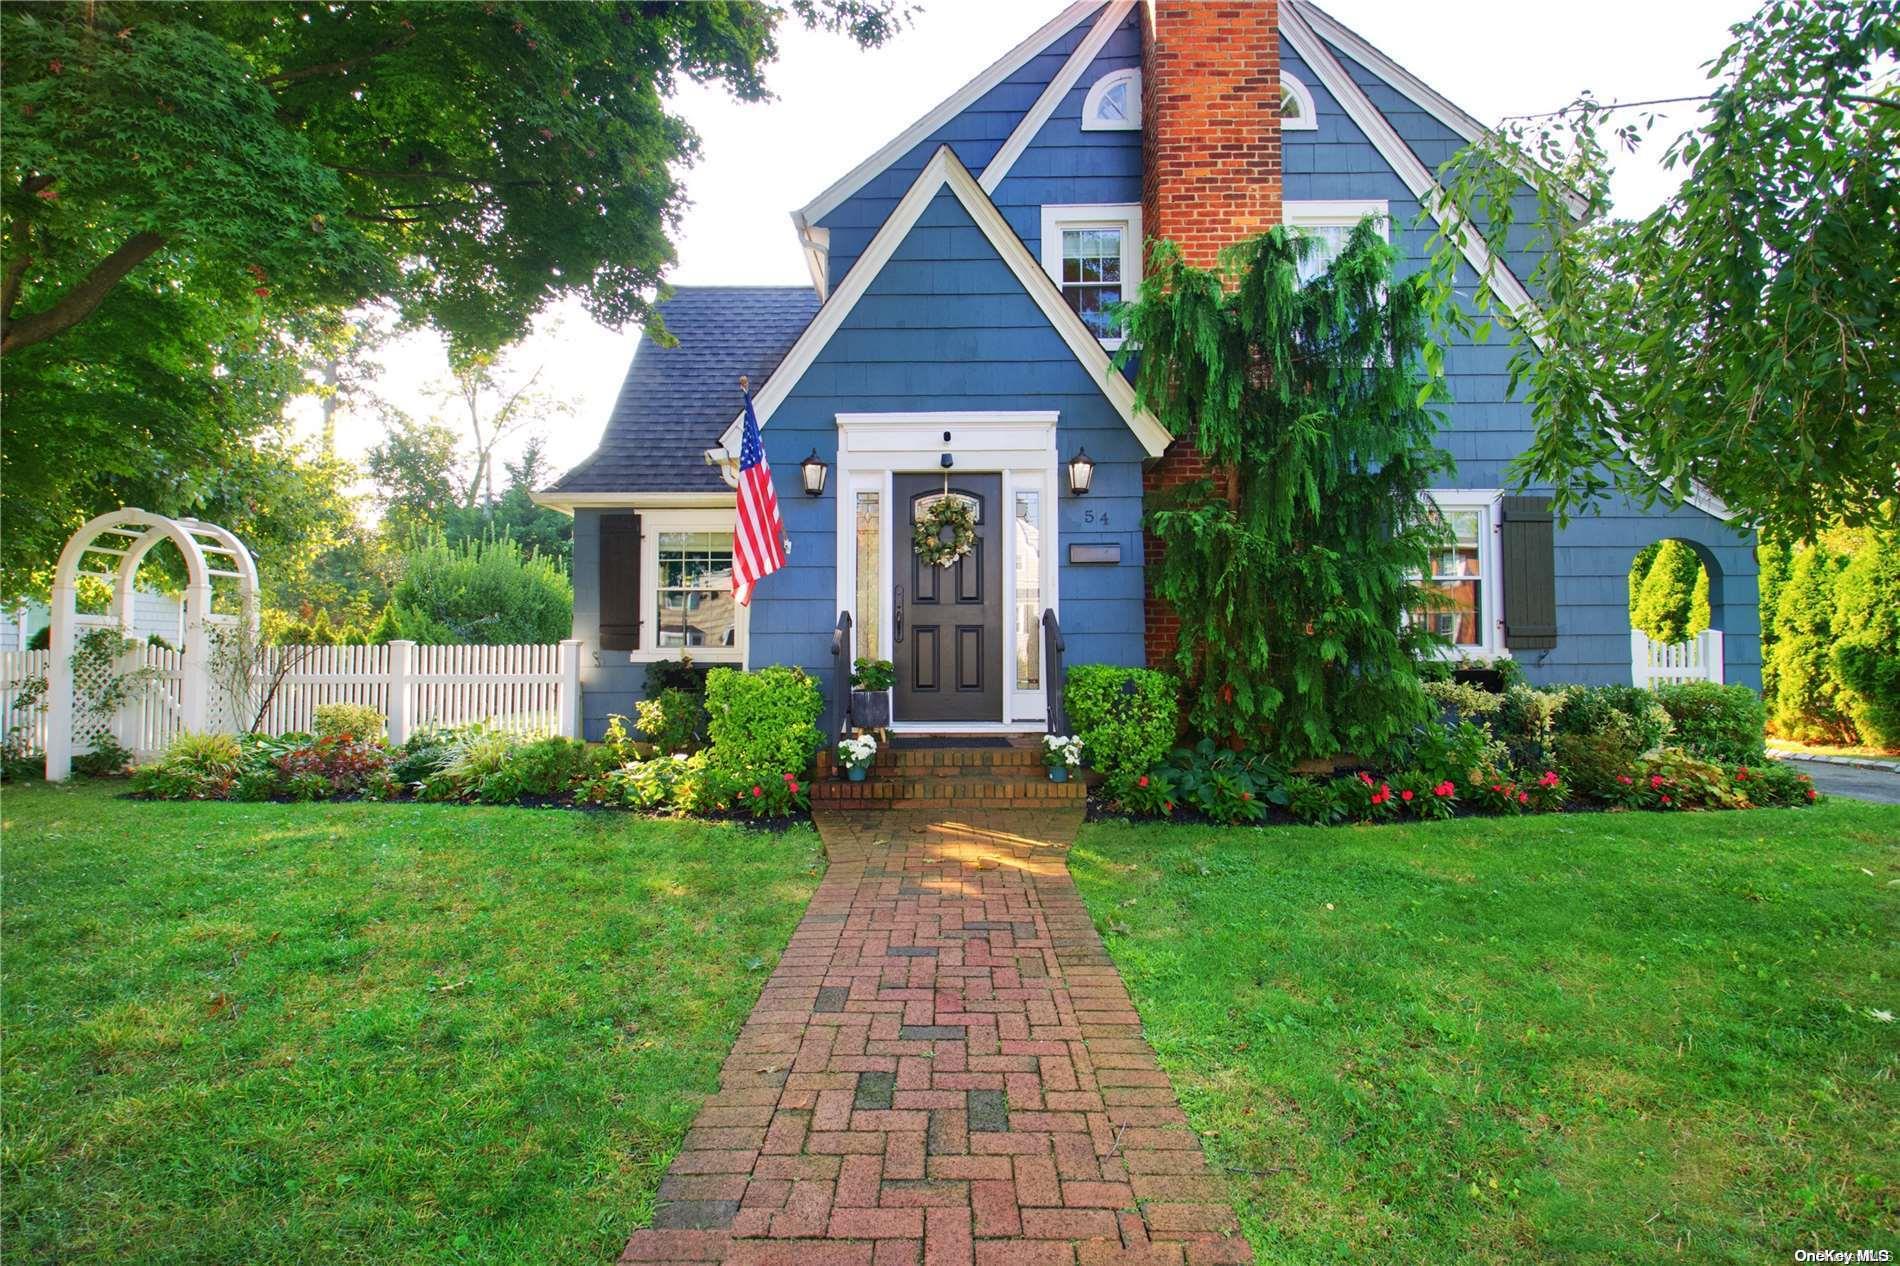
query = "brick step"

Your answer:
(815, 744), (1047, 776)
(811, 771), (1085, 809)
